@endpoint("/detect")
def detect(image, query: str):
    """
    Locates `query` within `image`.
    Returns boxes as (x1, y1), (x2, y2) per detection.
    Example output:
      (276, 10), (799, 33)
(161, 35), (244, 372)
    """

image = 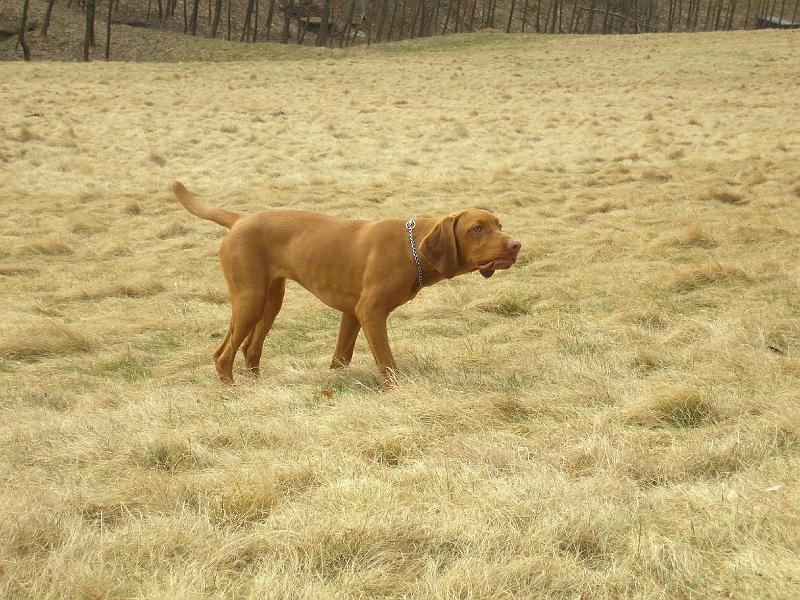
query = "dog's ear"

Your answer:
(420, 214), (461, 279)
